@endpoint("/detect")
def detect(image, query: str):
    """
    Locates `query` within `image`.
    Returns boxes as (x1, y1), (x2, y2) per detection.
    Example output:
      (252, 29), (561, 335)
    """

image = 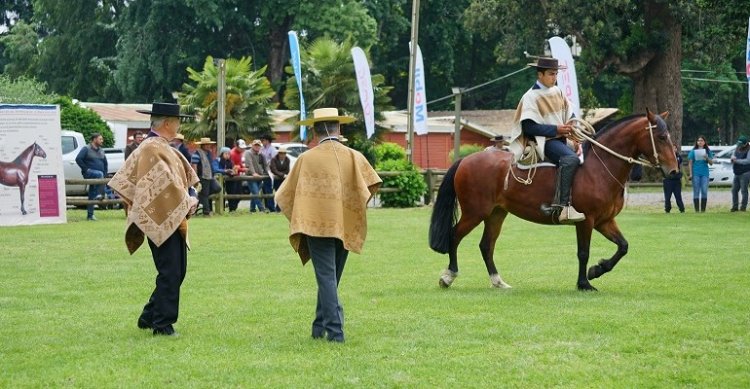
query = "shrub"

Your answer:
(55, 96), (114, 147)
(374, 142), (406, 163)
(447, 143), (484, 161)
(376, 158), (427, 208)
